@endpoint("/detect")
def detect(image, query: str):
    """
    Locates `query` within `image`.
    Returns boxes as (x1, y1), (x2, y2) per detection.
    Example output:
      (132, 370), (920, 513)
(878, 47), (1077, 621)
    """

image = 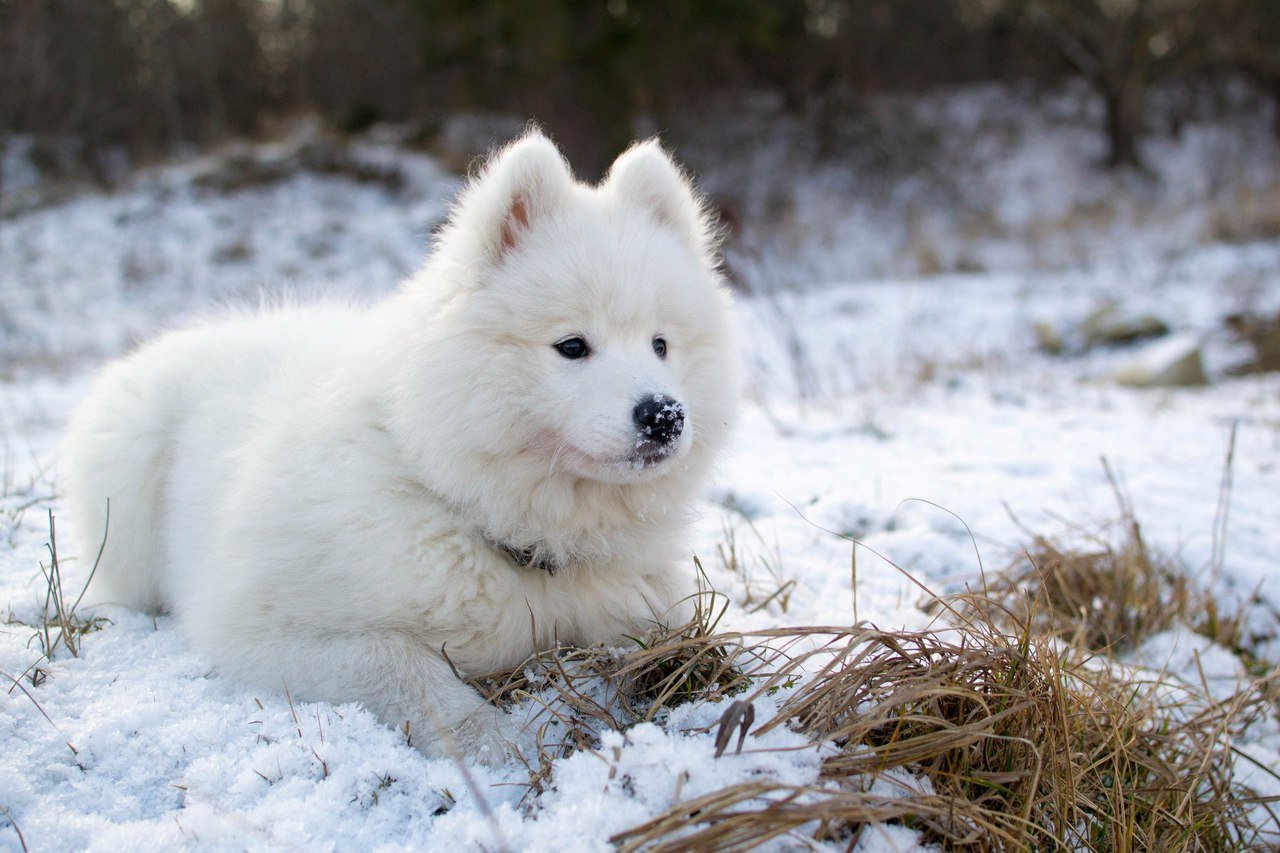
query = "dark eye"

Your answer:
(554, 337), (590, 359)
(652, 337), (667, 359)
